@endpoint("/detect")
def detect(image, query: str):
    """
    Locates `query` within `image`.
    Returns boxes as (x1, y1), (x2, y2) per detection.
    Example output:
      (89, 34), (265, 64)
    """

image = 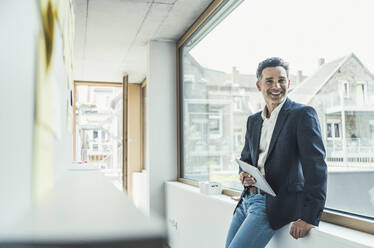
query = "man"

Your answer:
(225, 57), (327, 248)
